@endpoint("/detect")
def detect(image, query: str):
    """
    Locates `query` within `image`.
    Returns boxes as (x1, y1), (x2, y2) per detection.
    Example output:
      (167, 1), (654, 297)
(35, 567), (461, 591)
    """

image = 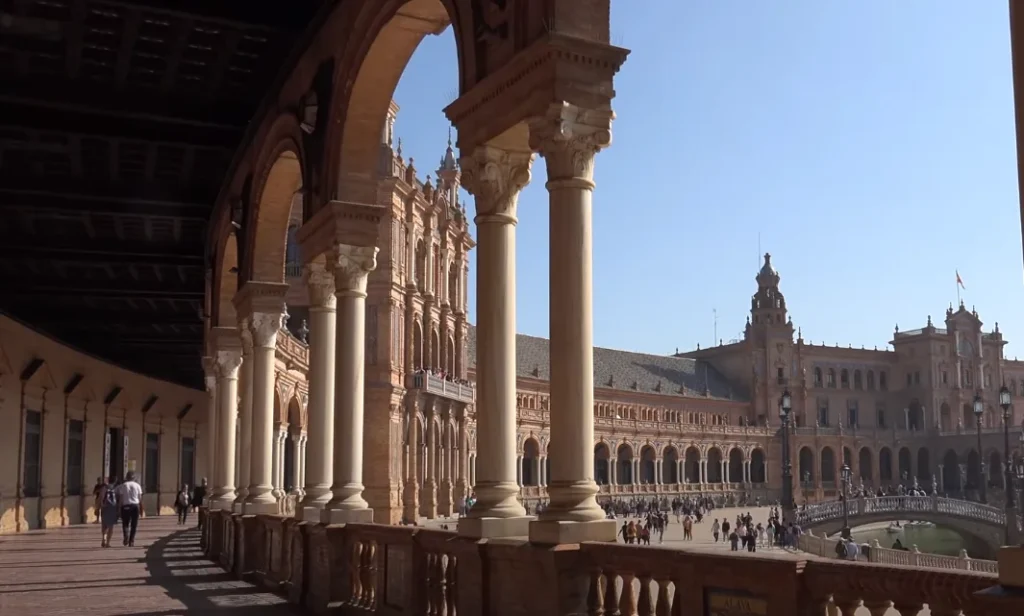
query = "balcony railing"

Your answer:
(406, 372), (475, 403)
(285, 262), (303, 278)
(201, 508), (1016, 616)
(798, 530), (998, 574)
